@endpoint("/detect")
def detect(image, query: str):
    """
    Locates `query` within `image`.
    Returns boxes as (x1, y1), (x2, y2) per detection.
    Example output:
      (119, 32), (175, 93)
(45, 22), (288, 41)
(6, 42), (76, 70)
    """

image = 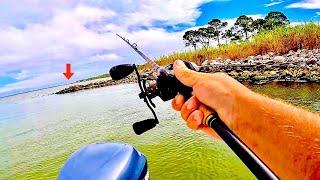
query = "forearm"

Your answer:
(170, 65), (320, 178)
(233, 92), (320, 179)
